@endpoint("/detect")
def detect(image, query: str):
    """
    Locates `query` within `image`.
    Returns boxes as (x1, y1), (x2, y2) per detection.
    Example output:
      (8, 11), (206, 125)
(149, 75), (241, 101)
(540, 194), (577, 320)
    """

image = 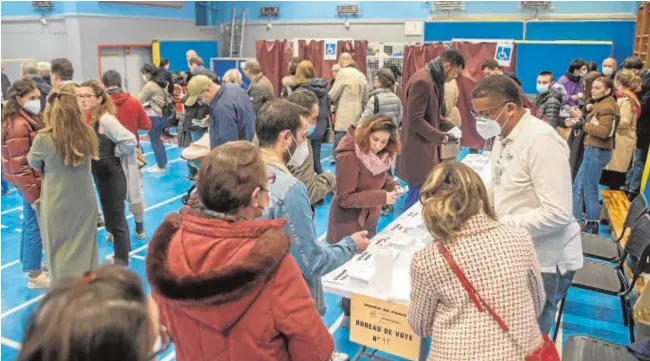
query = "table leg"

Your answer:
(351, 346), (368, 361)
